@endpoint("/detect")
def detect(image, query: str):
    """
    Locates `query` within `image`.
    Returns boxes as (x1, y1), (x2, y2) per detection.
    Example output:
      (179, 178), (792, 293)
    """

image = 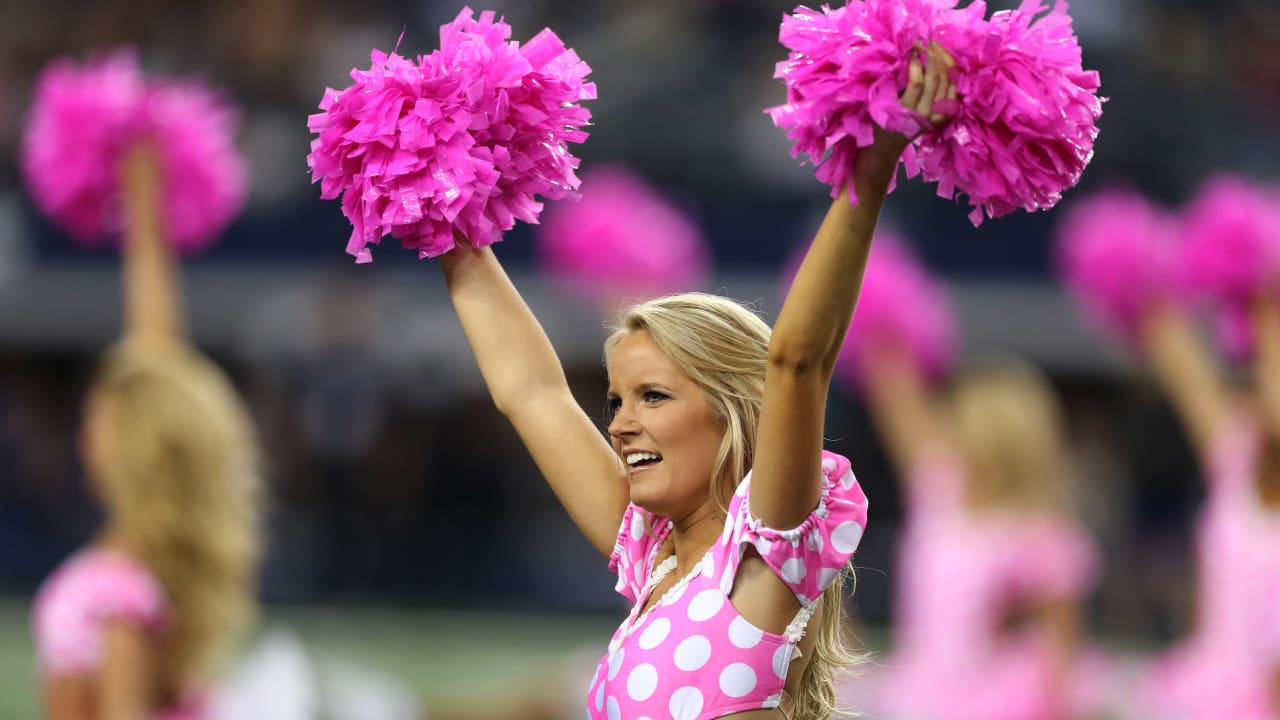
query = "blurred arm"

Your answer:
(439, 242), (627, 556)
(860, 343), (947, 480)
(1252, 296), (1280, 437)
(120, 142), (185, 349)
(1035, 597), (1083, 716)
(43, 675), (92, 720)
(97, 620), (154, 720)
(1139, 301), (1231, 459)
